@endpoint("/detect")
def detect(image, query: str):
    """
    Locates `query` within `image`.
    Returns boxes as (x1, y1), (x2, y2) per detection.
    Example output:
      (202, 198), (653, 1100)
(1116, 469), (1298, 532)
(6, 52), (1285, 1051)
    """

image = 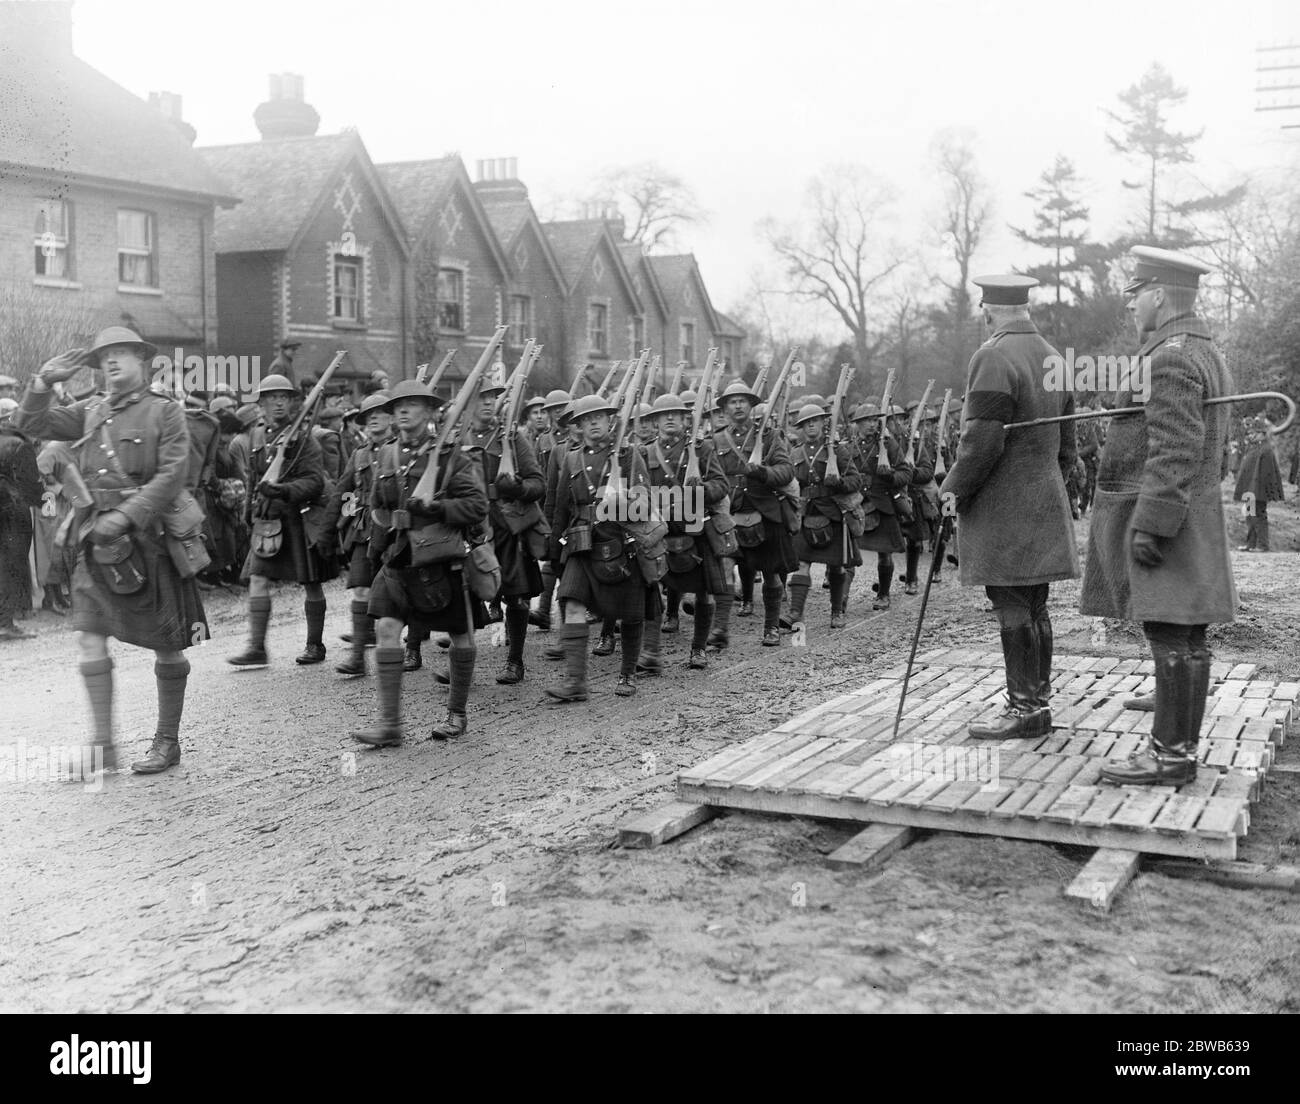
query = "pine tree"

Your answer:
(1011, 156), (1091, 310)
